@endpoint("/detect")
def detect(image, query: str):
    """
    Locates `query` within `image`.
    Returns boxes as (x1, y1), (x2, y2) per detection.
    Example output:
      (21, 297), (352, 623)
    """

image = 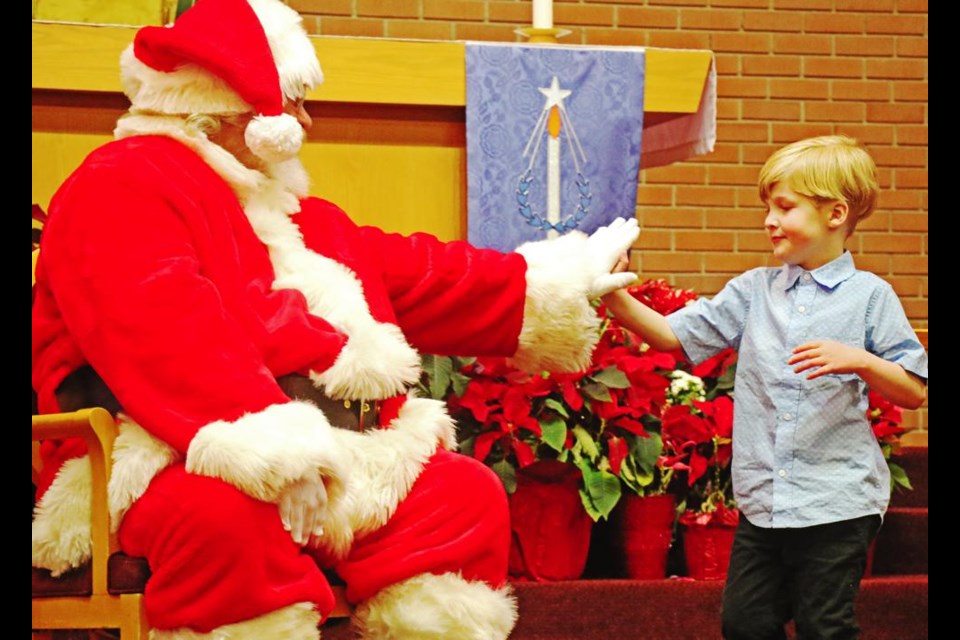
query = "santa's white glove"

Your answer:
(278, 469), (328, 546)
(585, 217), (641, 298)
